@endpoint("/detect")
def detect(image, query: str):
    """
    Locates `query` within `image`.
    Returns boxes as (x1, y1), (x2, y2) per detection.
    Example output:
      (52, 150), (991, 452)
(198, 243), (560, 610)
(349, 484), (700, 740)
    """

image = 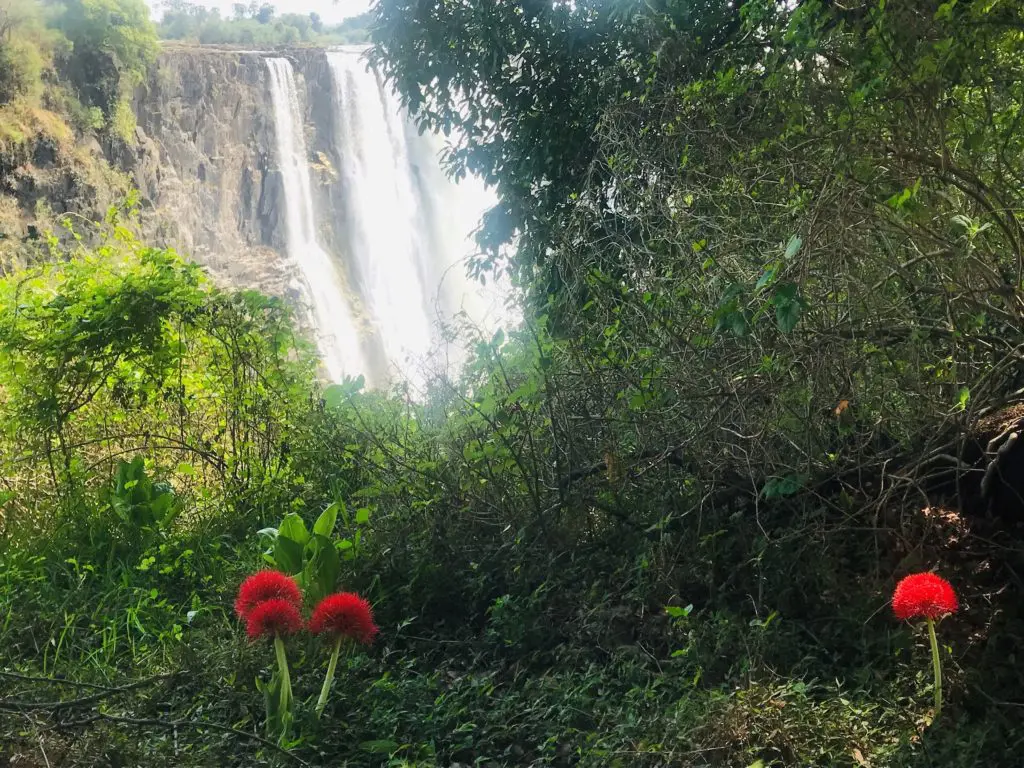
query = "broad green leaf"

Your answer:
(278, 513), (309, 546)
(665, 604), (693, 618)
(761, 474), (805, 499)
(273, 536), (304, 575)
(755, 264), (778, 290)
(728, 310), (749, 337)
(314, 502), (340, 537)
(773, 283), (805, 333)
(303, 534), (340, 604)
(323, 384), (347, 410)
(355, 507), (371, 525)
